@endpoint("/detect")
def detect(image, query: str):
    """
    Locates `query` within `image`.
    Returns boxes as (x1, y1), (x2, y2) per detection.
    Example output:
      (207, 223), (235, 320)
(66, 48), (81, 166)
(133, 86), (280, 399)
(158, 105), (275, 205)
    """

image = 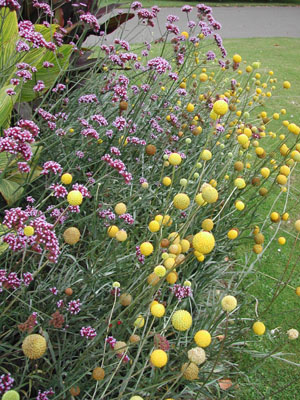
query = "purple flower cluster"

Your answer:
(0, 373), (14, 395)
(80, 326), (97, 339)
(119, 213), (134, 225)
(0, 270), (33, 292)
(101, 154), (132, 184)
(135, 245), (145, 264)
(33, 0), (53, 16)
(147, 57), (171, 75)
(80, 13), (100, 33)
(49, 184), (68, 198)
(0, 0), (20, 10)
(18, 21), (56, 51)
(78, 94), (99, 104)
(170, 284), (193, 301)
(41, 161), (62, 175)
(36, 388), (54, 400)
(68, 299), (81, 315)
